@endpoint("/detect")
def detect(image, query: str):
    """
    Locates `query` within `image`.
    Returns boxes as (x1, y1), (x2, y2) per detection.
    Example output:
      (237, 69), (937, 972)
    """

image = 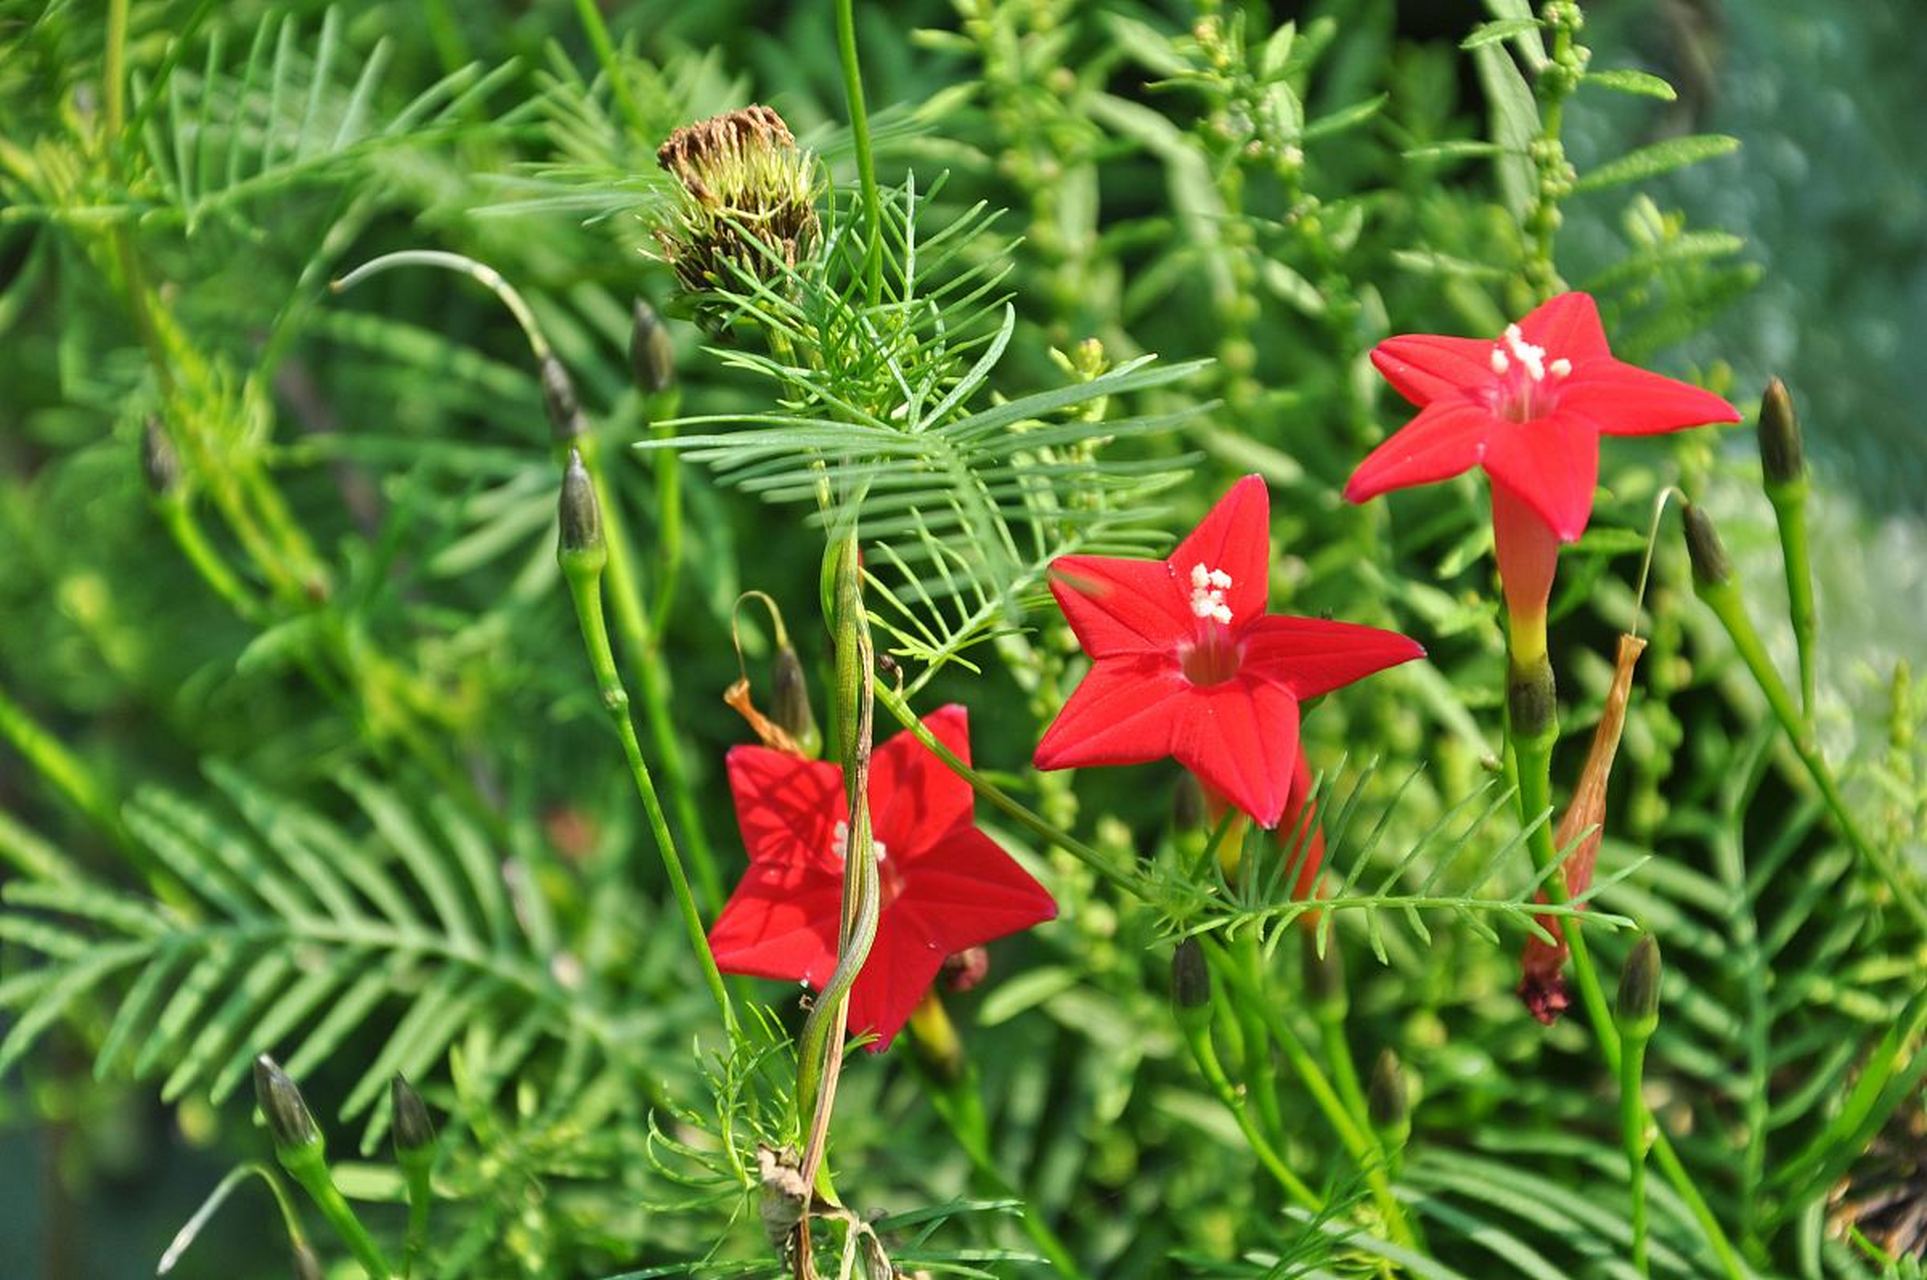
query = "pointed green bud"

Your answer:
(629, 298), (676, 395)
(1368, 1049), (1410, 1147)
(1615, 934), (1662, 1043)
(391, 1074), (436, 1158)
(1171, 937), (1212, 1025)
(557, 450), (607, 576)
(1300, 929), (1347, 1021)
(540, 355), (586, 442)
(1758, 377), (1804, 488)
(771, 646), (822, 759)
(253, 1055), (321, 1157)
(141, 414), (182, 498)
(1682, 502), (1731, 588)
